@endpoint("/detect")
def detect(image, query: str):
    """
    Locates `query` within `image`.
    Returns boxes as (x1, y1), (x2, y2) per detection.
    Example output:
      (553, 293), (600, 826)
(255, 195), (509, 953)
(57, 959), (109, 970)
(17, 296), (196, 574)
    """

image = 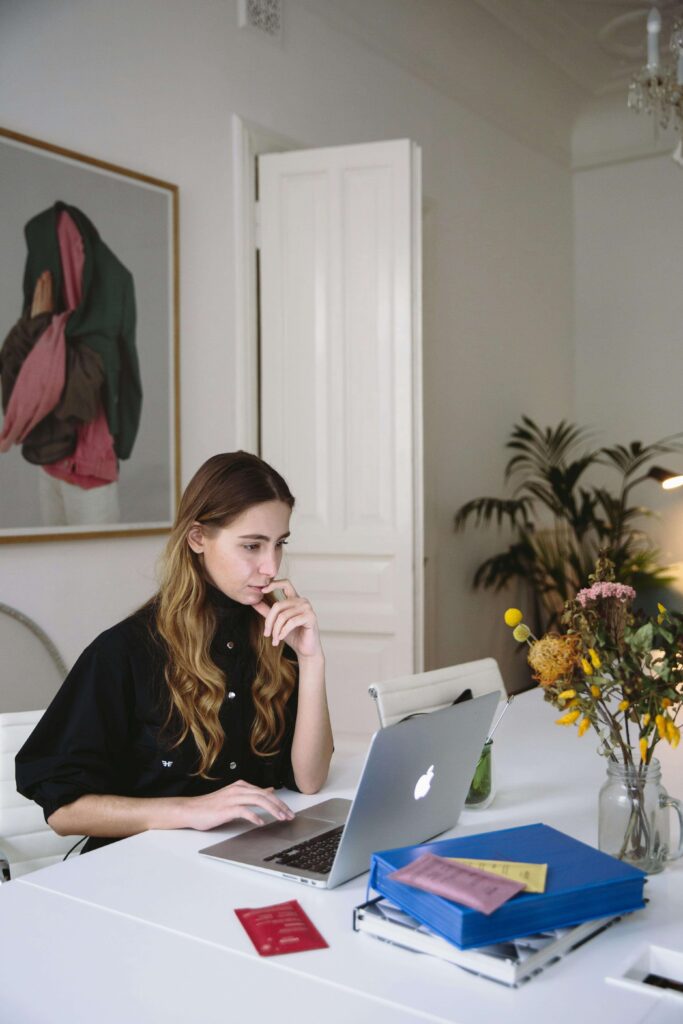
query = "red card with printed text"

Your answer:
(235, 899), (329, 956)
